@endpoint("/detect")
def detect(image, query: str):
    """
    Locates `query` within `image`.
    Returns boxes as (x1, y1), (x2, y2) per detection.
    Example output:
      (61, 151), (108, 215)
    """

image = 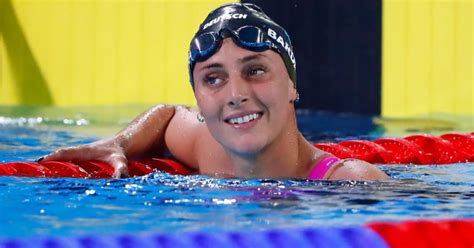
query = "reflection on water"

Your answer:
(1, 164), (473, 238)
